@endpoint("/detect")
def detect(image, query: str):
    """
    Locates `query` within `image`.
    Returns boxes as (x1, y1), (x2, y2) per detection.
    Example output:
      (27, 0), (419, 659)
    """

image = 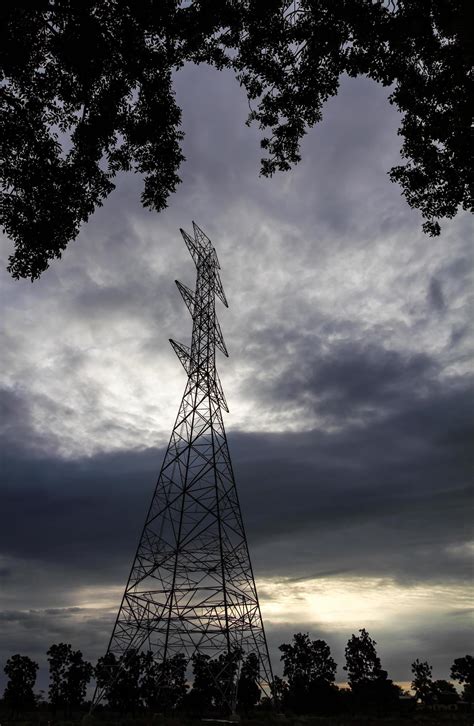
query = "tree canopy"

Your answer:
(2, 641), (472, 715)
(140, 651), (187, 711)
(237, 652), (261, 712)
(279, 633), (338, 713)
(451, 655), (474, 701)
(47, 643), (93, 715)
(344, 628), (400, 710)
(95, 649), (142, 712)
(344, 628), (387, 687)
(3, 654), (38, 712)
(1, 1), (471, 280)
(411, 658), (434, 704)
